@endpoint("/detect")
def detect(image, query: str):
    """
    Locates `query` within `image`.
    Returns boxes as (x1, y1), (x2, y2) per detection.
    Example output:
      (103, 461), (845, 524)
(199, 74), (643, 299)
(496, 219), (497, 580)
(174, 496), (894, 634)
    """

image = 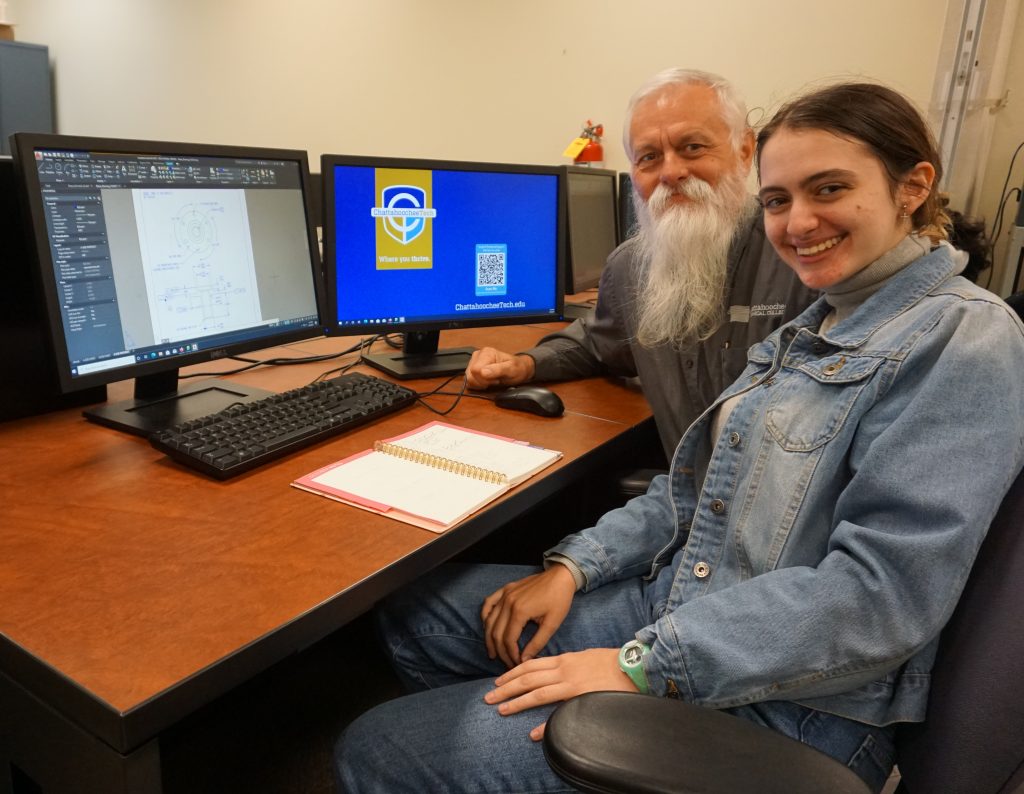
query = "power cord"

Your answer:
(179, 335), (386, 379)
(989, 139), (1024, 292)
